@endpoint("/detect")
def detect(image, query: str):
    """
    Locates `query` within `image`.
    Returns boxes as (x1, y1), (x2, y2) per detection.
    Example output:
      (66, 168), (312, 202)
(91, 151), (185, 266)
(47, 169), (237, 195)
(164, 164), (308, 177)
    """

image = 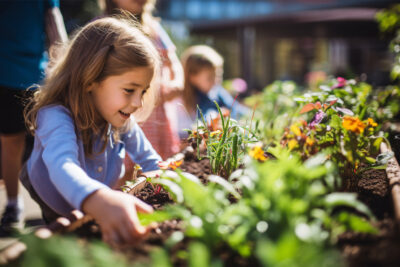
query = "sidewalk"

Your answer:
(0, 180), (43, 251)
